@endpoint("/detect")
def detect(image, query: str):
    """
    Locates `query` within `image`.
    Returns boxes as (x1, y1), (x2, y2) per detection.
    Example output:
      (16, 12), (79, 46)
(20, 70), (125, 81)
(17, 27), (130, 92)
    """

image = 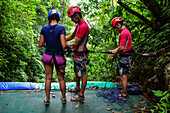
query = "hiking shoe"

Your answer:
(61, 97), (67, 104)
(44, 97), (50, 105)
